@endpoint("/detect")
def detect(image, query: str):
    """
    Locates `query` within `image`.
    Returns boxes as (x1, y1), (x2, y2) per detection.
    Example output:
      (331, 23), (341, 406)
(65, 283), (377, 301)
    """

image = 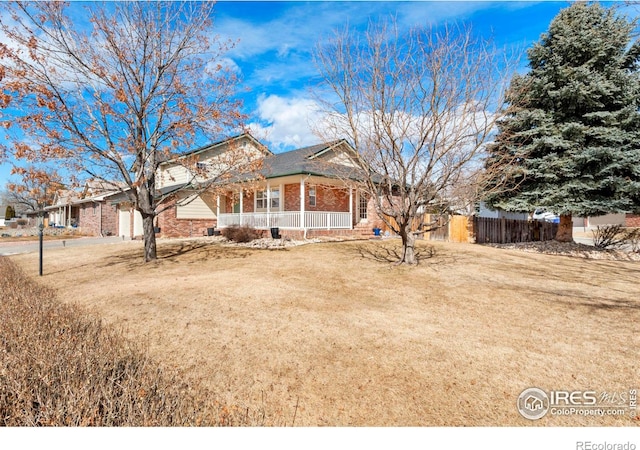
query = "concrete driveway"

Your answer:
(572, 228), (595, 246)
